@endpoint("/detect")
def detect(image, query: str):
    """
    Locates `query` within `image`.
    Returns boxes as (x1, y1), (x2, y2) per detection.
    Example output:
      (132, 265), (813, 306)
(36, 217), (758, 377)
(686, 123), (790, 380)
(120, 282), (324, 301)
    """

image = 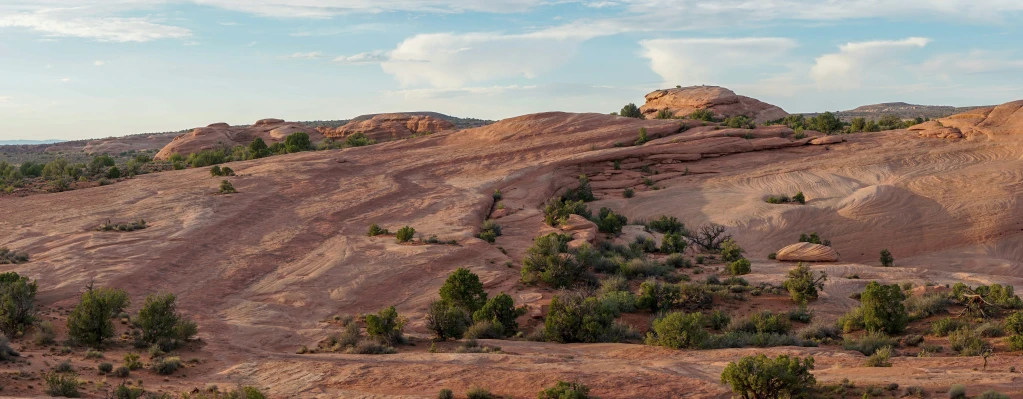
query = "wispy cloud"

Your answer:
(93, 60), (105, 66)
(640, 37), (798, 87)
(333, 51), (389, 65)
(0, 12), (192, 42)
(283, 51), (326, 60)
